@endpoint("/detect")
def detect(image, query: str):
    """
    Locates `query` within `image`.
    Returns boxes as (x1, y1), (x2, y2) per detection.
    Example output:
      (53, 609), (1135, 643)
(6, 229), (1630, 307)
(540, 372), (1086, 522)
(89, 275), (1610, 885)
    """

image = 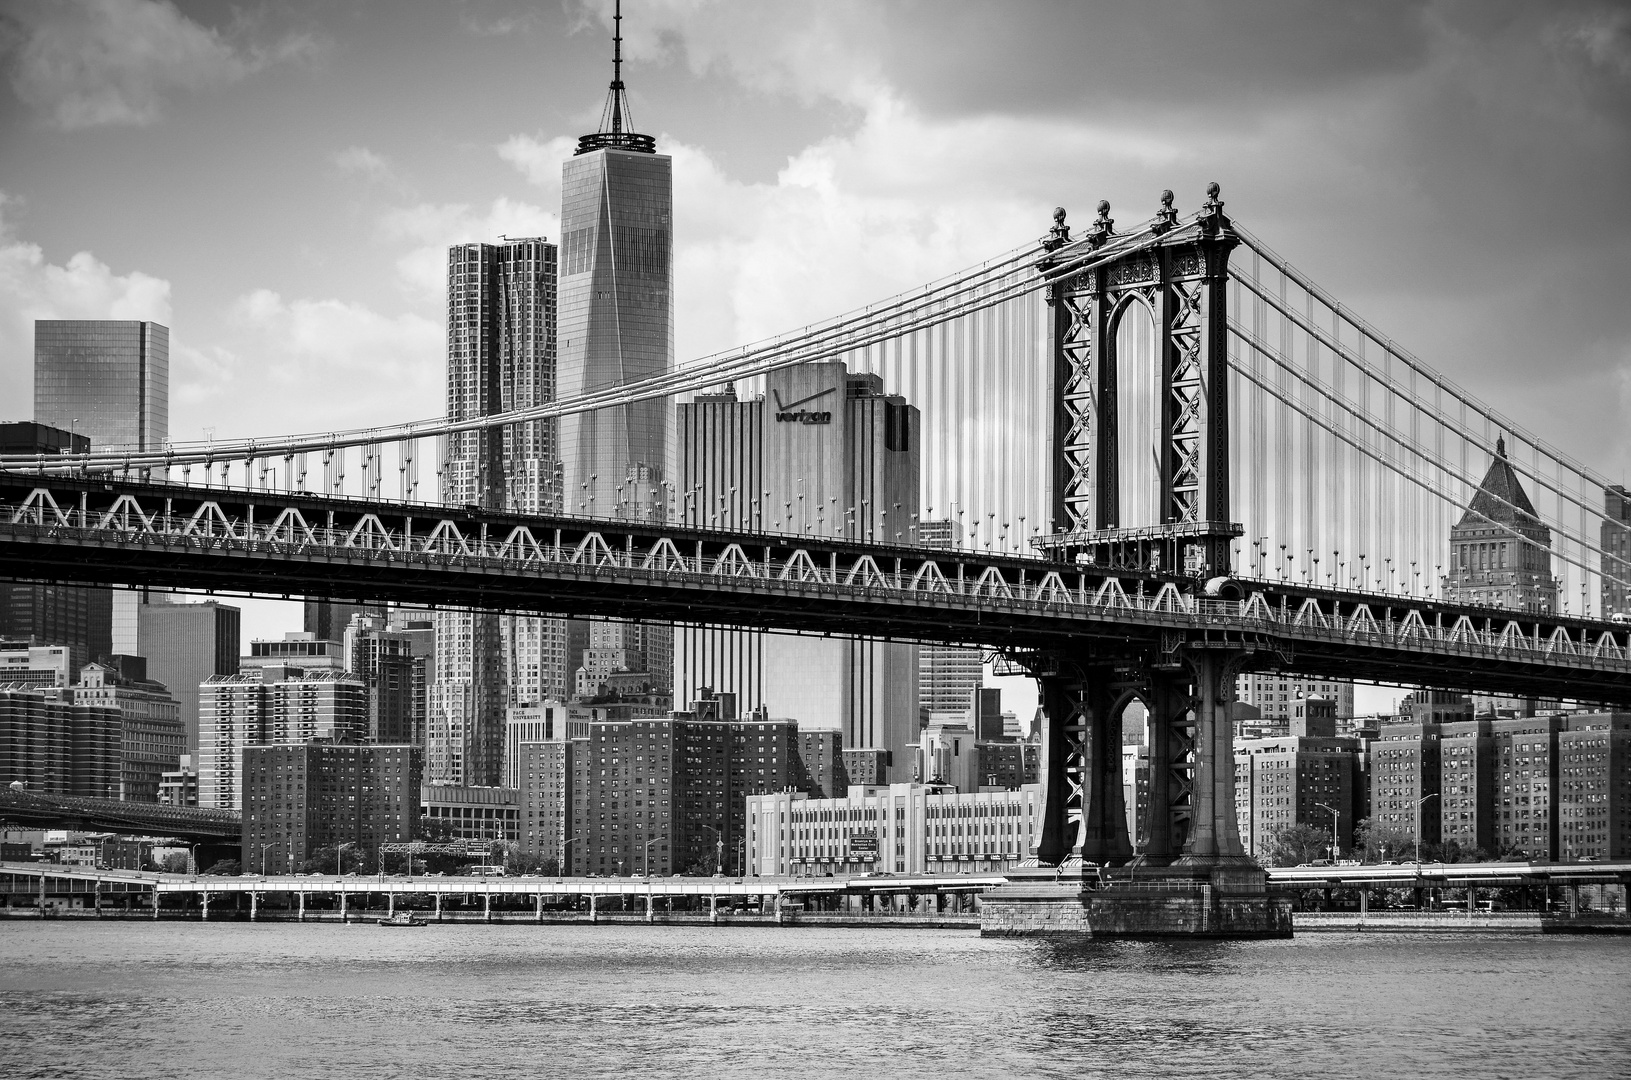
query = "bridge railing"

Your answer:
(7, 484), (1630, 683)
